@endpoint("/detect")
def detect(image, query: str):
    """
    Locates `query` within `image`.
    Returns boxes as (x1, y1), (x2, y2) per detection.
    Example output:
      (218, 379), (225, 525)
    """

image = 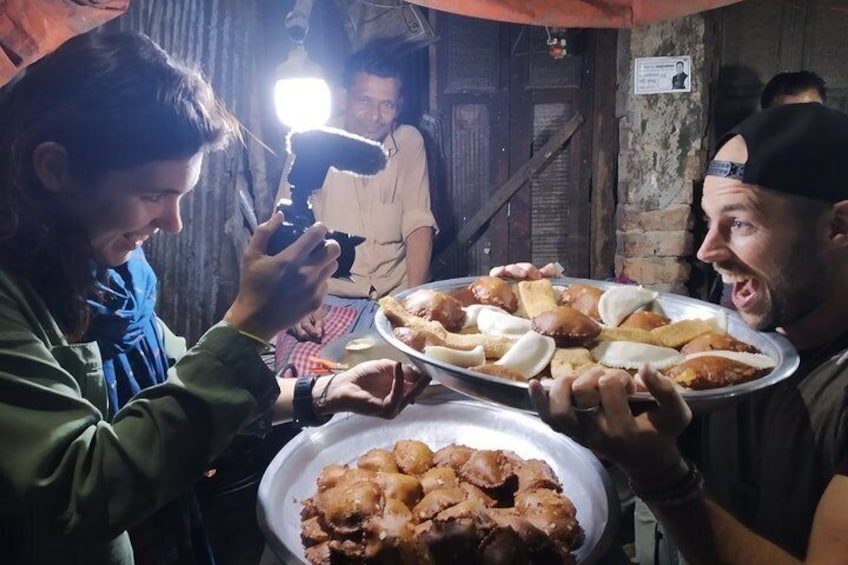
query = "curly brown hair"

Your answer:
(0, 30), (239, 340)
